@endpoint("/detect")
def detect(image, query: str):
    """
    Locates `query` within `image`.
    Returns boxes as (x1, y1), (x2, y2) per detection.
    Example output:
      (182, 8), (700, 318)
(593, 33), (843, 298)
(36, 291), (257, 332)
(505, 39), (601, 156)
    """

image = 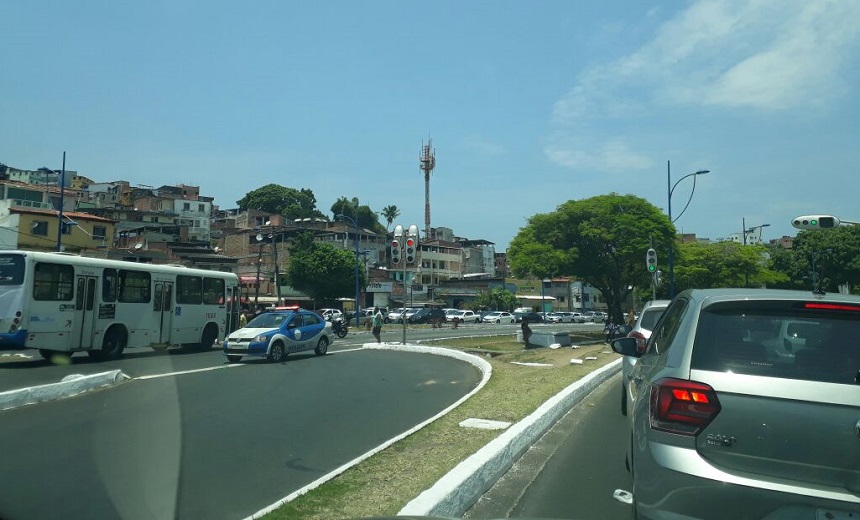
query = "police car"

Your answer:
(223, 306), (333, 363)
